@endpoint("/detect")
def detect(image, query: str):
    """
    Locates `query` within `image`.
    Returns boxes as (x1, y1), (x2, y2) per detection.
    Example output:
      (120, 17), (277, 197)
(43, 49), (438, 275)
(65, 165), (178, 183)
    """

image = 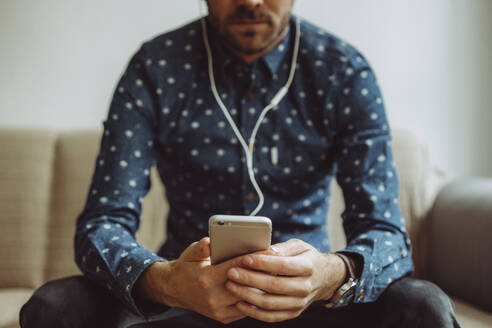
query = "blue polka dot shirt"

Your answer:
(75, 16), (414, 317)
